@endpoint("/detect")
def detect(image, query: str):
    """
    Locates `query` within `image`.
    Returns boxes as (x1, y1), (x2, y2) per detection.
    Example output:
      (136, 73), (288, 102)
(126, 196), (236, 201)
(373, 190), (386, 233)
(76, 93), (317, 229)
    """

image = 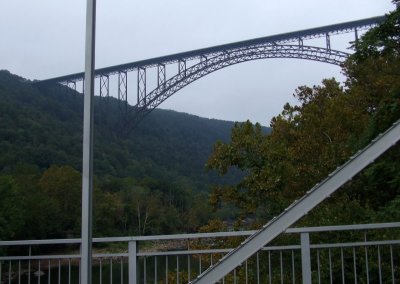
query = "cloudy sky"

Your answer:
(0, 0), (395, 126)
